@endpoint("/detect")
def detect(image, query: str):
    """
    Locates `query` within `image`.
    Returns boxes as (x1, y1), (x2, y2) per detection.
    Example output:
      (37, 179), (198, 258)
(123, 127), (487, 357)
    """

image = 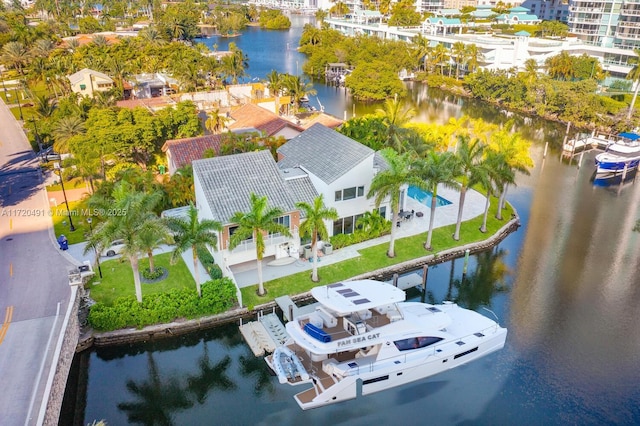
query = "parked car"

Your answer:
(101, 240), (125, 257)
